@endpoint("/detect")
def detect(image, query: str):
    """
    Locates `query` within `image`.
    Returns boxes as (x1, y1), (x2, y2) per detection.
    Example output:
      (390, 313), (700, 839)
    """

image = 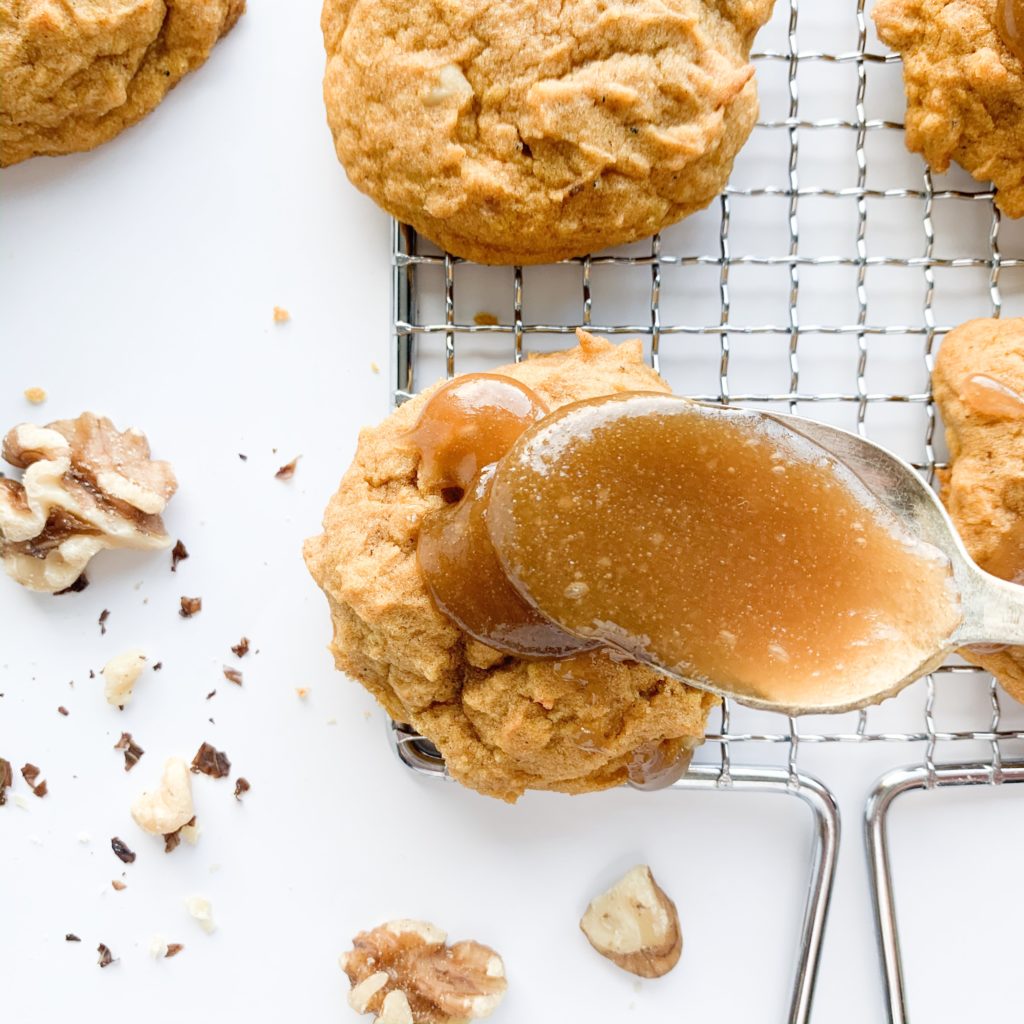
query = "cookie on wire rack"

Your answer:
(321, 0), (775, 264)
